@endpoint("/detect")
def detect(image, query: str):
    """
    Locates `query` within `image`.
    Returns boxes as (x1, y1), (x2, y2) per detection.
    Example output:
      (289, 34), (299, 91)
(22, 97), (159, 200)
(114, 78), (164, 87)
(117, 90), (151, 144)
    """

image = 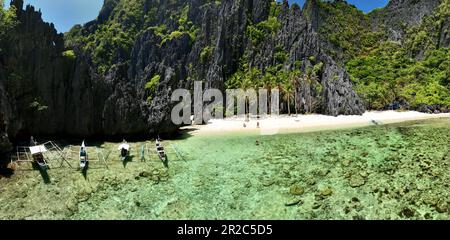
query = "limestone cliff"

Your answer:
(0, 0), (367, 160)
